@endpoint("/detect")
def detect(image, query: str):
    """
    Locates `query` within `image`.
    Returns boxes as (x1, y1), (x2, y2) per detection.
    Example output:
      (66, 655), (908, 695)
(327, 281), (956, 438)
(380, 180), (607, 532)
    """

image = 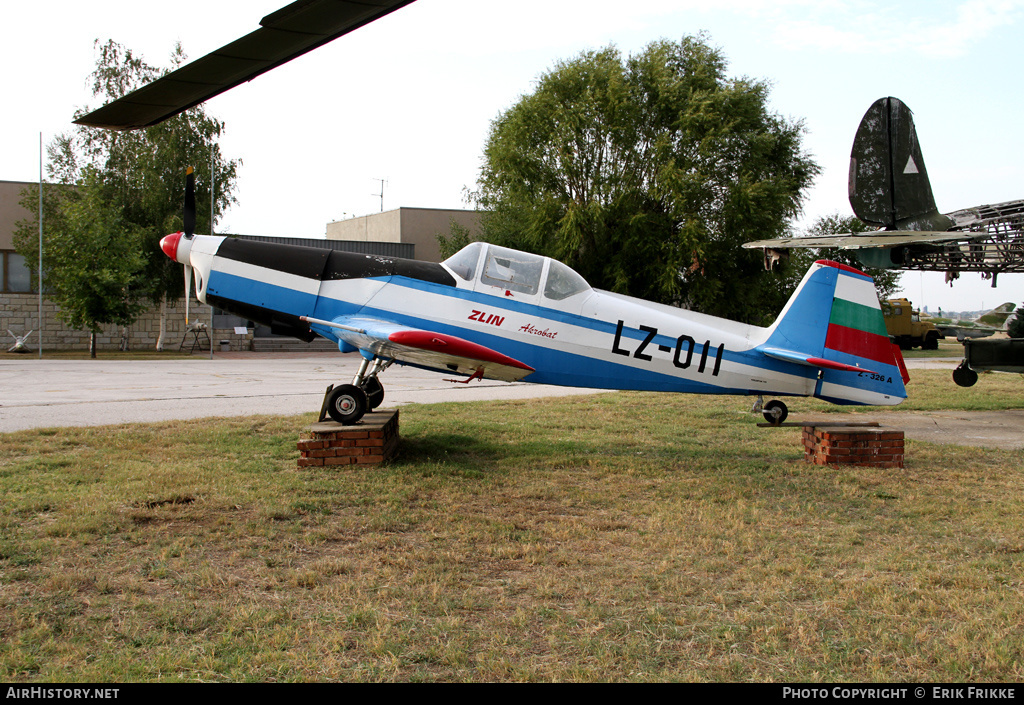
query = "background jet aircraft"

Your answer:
(931, 302), (1017, 341)
(744, 97), (1024, 285)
